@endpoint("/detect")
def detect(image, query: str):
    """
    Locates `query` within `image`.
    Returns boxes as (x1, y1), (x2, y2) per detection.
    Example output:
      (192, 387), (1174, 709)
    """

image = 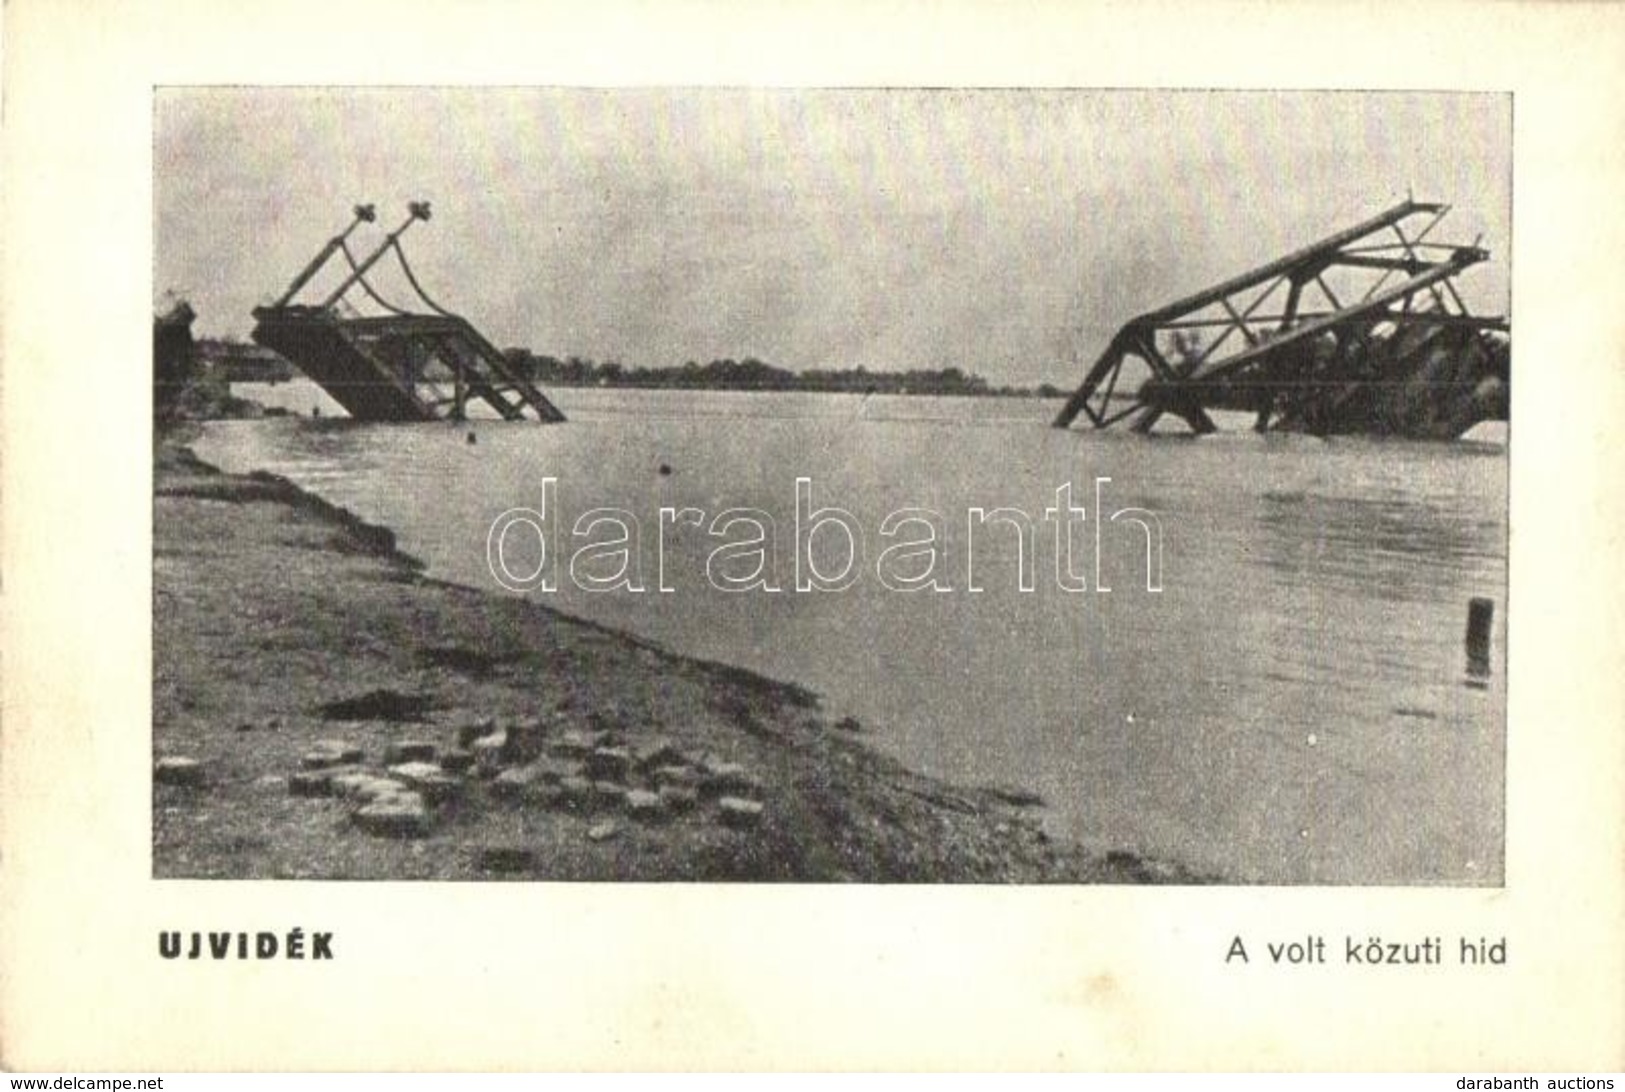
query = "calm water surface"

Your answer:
(198, 383), (1507, 884)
